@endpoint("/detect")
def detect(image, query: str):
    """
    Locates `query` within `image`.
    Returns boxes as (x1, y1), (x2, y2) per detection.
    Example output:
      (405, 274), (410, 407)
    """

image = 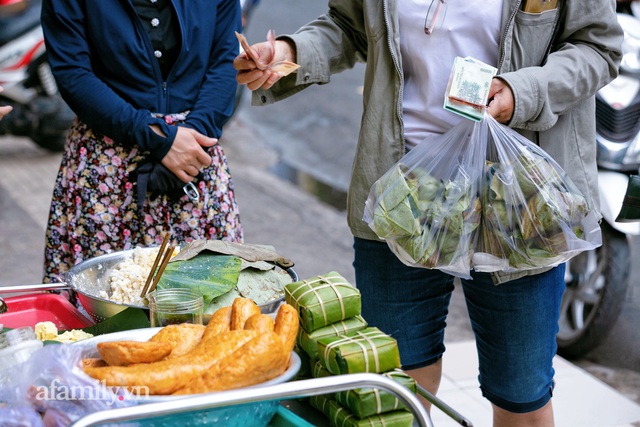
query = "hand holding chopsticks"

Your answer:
(140, 233), (176, 298)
